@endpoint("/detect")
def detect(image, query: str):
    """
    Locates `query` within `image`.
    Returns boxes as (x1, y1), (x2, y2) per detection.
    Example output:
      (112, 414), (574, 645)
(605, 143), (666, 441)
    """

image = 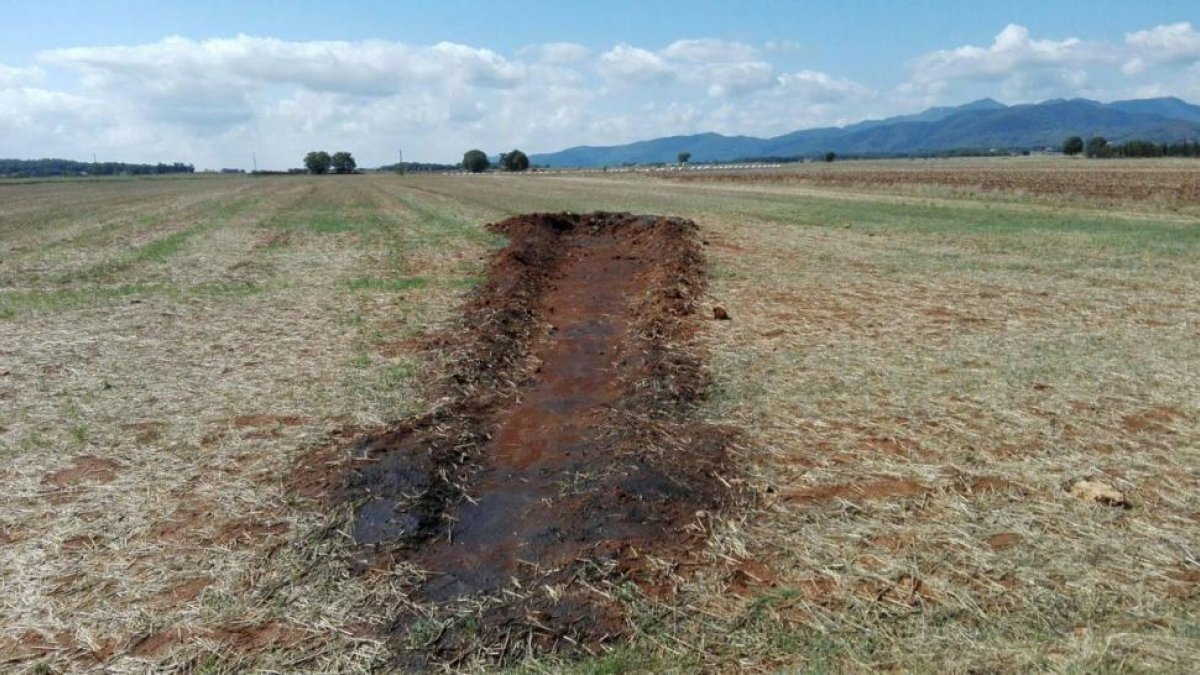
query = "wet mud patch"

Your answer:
(294, 212), (737, 666)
